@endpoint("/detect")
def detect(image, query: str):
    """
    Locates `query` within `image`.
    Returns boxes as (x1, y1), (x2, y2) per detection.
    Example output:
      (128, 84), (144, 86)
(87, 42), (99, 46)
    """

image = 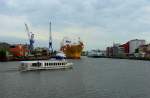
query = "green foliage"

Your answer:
(0, 49), (7, 58)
